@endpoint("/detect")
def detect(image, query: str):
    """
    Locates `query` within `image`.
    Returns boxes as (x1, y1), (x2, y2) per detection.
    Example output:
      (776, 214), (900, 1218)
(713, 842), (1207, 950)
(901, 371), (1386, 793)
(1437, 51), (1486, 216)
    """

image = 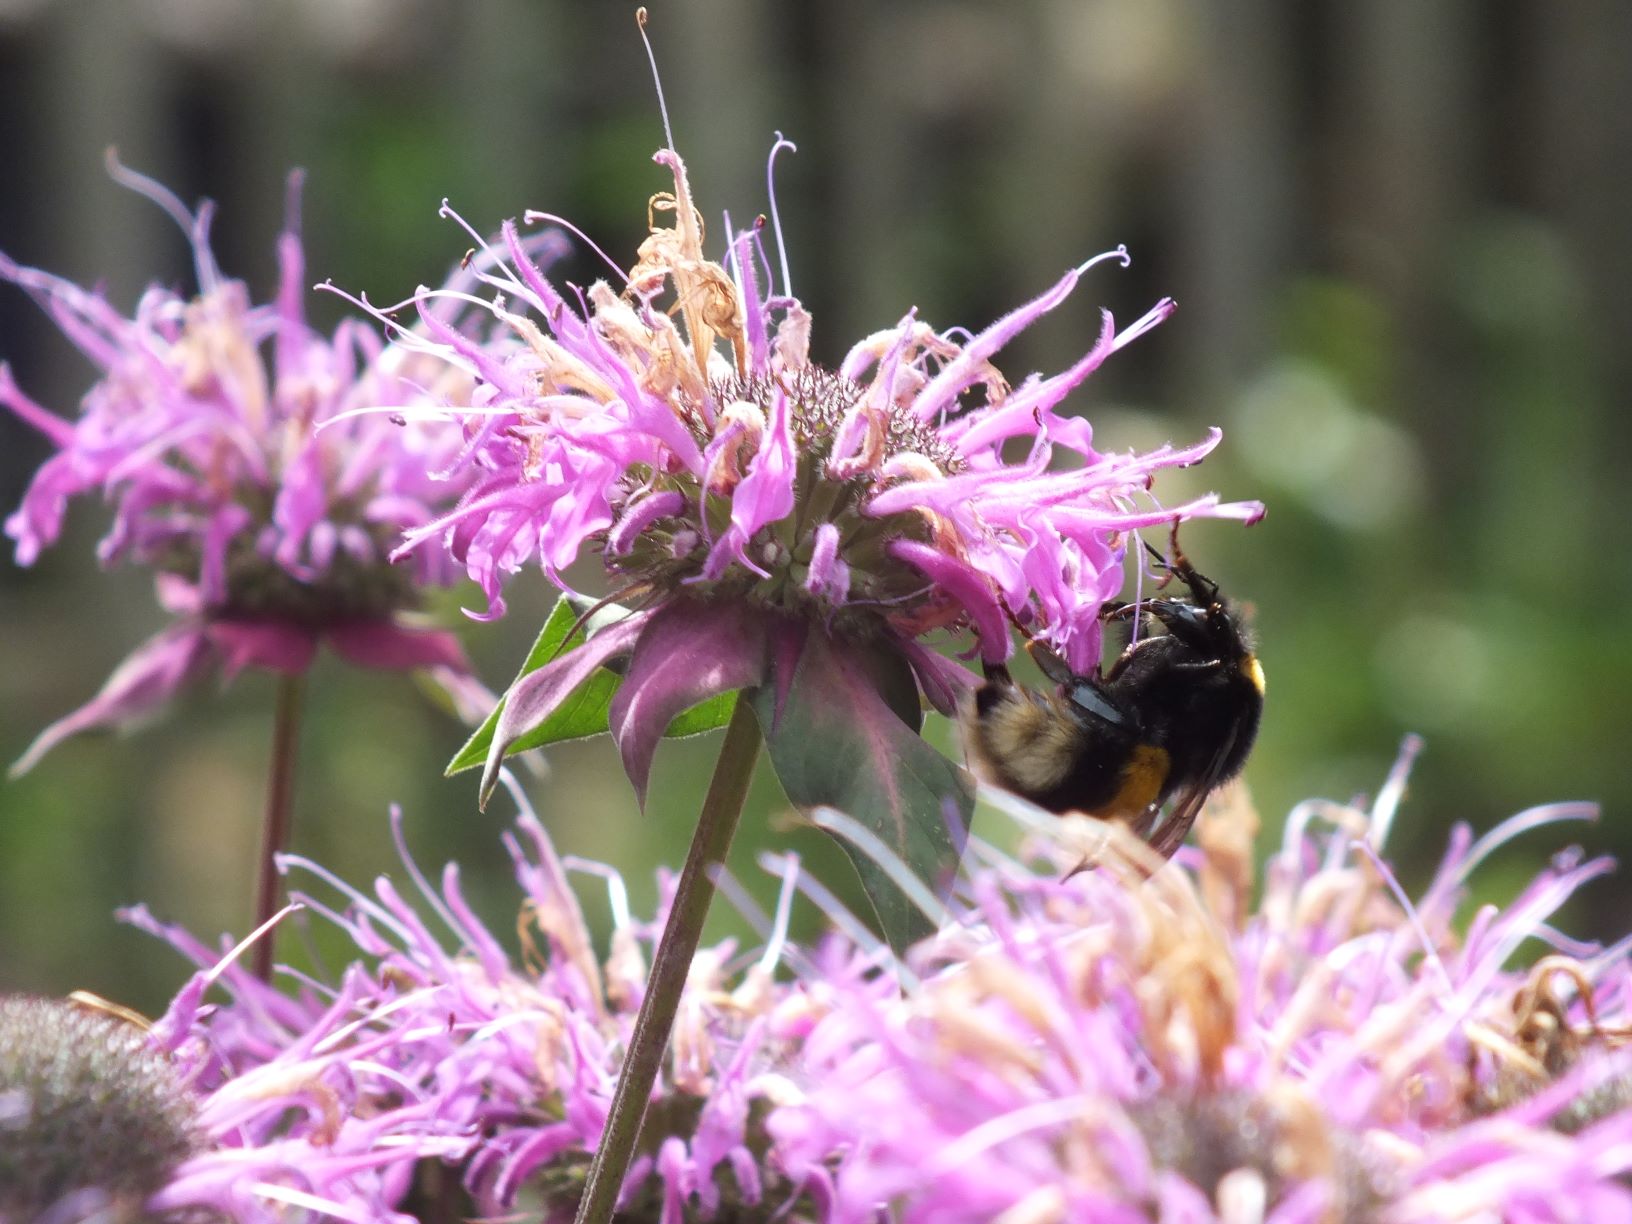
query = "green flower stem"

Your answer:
(574, 696), (762, 1224)
(251, 672), (306, 982)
